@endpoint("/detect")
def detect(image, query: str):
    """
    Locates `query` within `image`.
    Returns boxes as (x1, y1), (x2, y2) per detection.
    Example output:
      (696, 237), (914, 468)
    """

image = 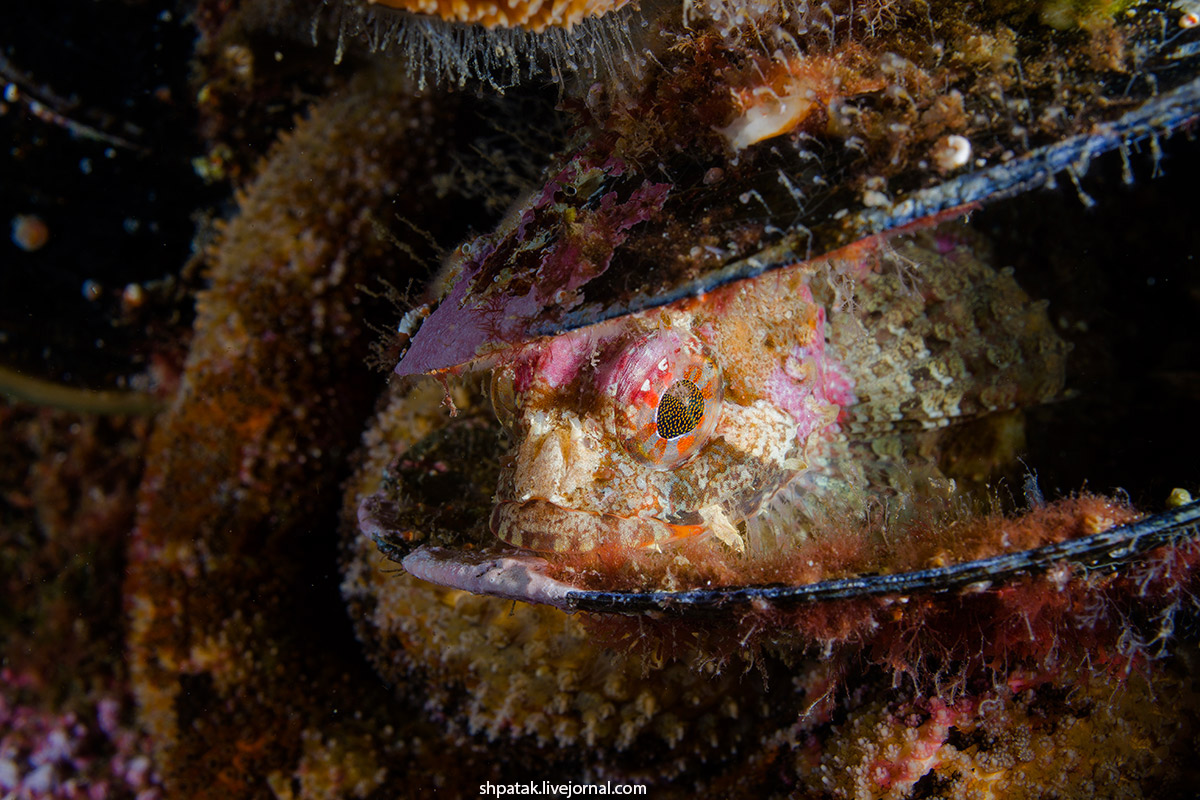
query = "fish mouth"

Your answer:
(489, 497), (710, 554)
